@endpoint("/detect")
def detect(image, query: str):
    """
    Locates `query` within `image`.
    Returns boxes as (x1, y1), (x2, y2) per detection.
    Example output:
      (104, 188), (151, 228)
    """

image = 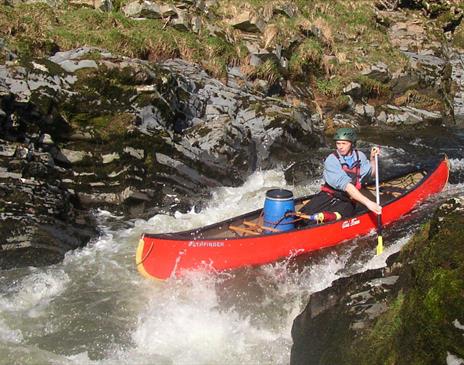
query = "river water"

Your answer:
(0, 130), (463, 365)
